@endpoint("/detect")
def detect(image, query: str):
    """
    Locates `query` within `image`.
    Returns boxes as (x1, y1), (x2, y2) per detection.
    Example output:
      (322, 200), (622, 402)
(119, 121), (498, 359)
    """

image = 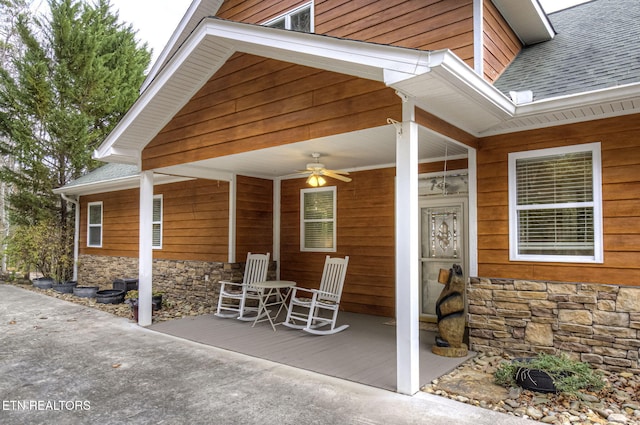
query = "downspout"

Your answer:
(60, 193), (79, 281)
